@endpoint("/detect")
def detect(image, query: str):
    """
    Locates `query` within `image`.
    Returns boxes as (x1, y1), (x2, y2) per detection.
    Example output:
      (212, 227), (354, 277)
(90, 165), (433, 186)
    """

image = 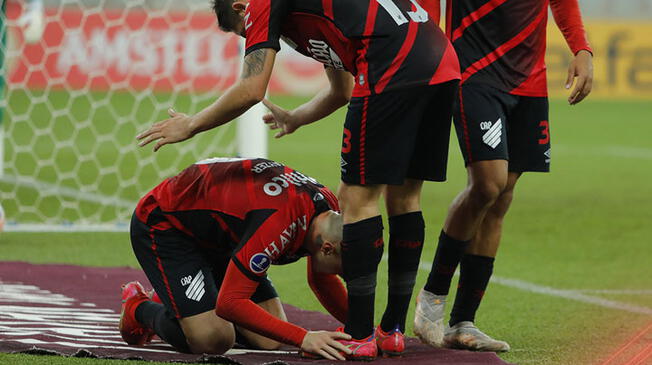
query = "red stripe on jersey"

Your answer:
(451, 0), (508, 42)
(359, 96), (369, 185)
(322, 0), (334, 19)
(245, 0), (272, 50)
(458, 87), (473, 163)
(460, 7), (546, 82)
(429, 41), (461, 84)
(445, 0), (453, 37)
(243, 159), (257, 205)
(353, 0), (379, 97)
(374, 20), (419, 94)
(149, 228), (181, 318)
